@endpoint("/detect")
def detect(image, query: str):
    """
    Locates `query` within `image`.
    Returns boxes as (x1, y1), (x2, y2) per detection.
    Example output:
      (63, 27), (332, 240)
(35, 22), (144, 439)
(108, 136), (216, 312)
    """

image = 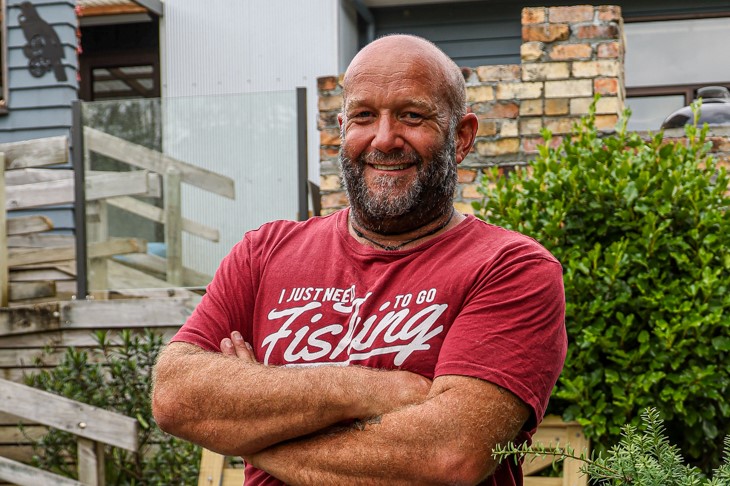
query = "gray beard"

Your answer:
(339, 136), (457, 235)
